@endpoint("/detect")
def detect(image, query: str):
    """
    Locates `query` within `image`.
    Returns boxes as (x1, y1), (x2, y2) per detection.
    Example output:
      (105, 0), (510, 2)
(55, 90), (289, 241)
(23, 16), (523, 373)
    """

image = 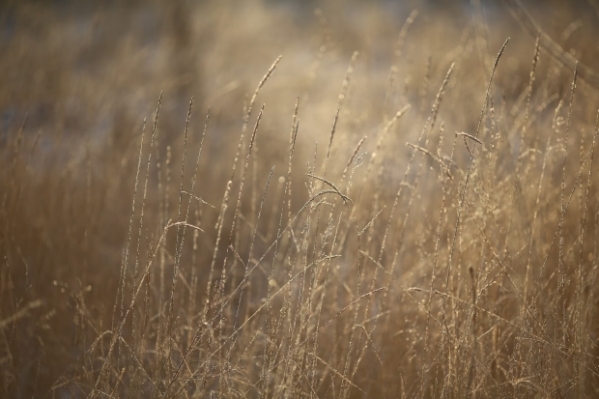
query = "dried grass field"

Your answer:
(1, 0), (599, 397)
